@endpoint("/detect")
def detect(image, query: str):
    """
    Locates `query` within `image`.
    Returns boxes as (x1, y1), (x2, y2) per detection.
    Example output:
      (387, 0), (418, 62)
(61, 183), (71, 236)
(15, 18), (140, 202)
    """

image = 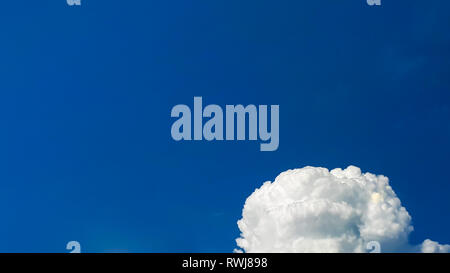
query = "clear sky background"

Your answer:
(0, 0), (449, 252)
